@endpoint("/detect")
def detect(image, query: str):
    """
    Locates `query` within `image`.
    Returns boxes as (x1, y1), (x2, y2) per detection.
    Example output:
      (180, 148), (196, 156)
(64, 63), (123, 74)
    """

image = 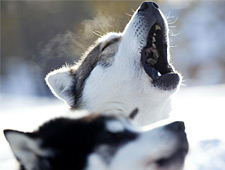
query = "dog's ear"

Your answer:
(4, 129), (47, 170)
(45, 67), (75, 107)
